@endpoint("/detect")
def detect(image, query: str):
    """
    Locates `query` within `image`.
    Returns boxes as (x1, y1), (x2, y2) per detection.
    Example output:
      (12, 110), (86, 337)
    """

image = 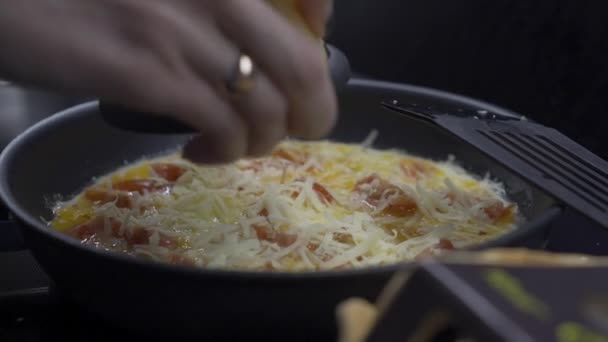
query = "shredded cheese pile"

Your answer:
(49, 132), (518, 271)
